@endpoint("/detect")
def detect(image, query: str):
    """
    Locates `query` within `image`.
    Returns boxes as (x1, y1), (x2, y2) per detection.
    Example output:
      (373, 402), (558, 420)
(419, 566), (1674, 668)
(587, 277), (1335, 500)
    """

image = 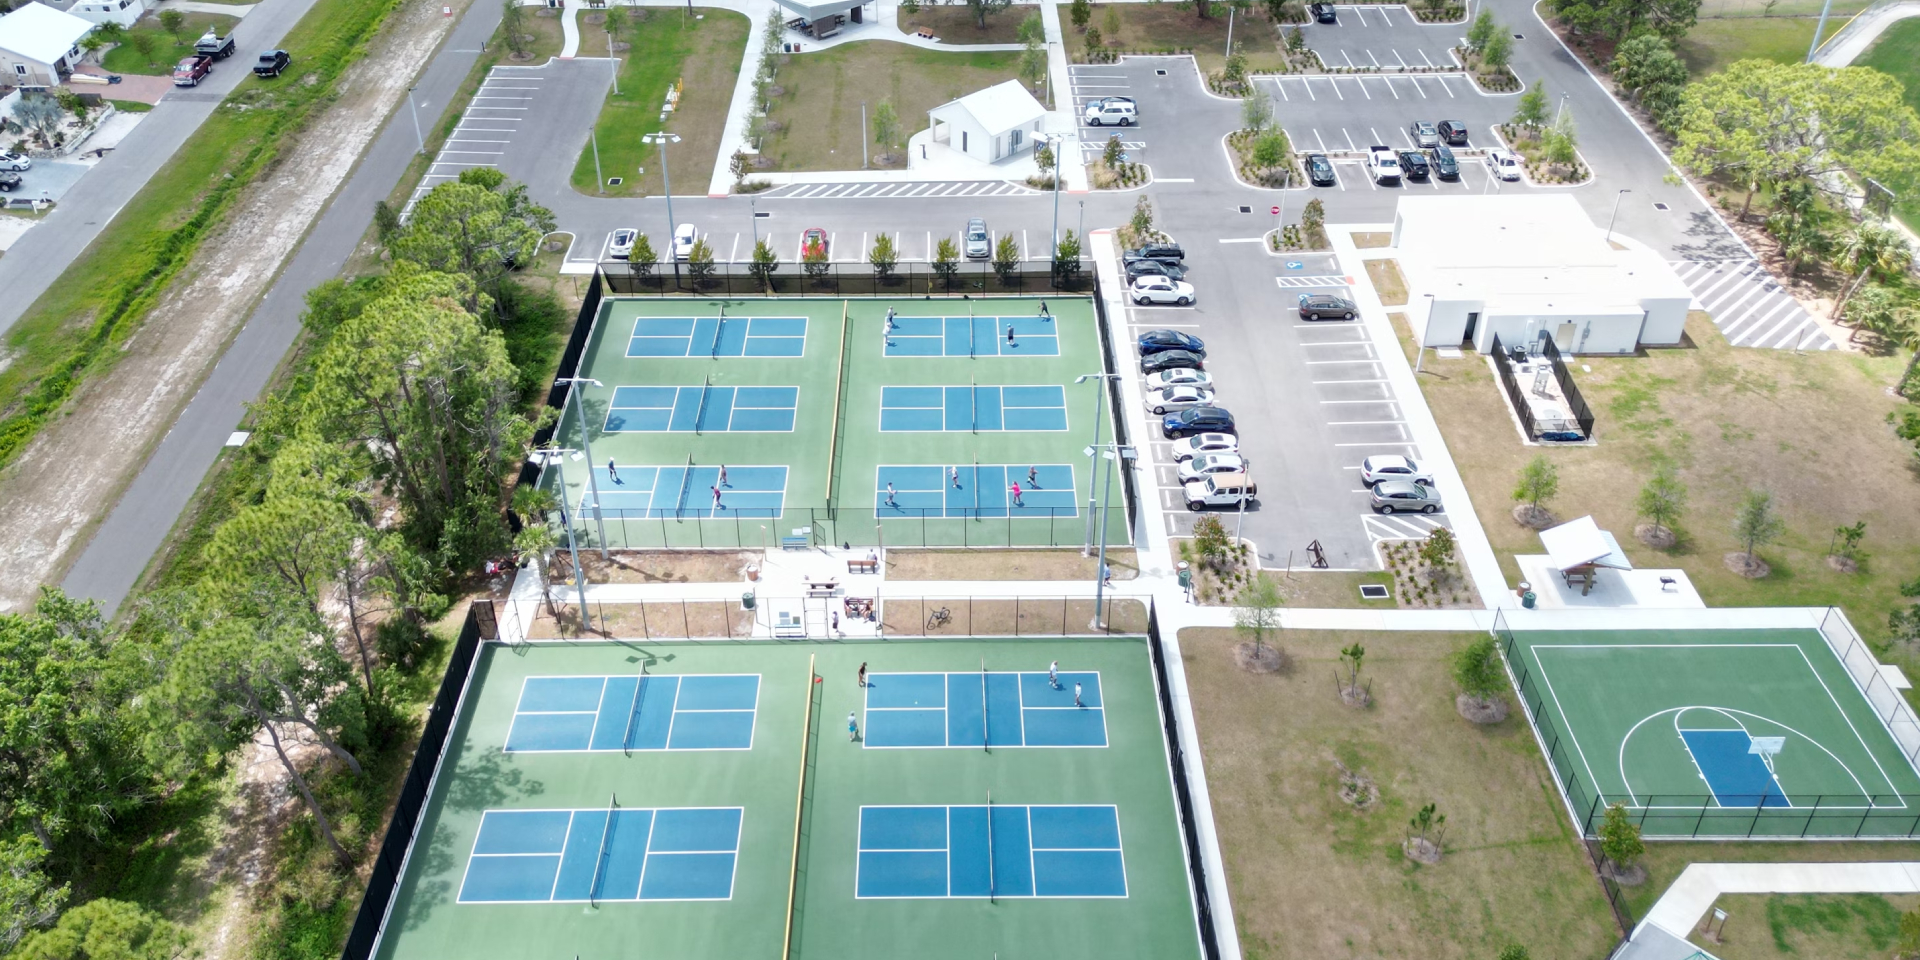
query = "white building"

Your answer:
(926, 79), (1048, 165)
(1391, 195), (1694, 355)
(54, 0), (148, 30)
(0, 2), (93, 88)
